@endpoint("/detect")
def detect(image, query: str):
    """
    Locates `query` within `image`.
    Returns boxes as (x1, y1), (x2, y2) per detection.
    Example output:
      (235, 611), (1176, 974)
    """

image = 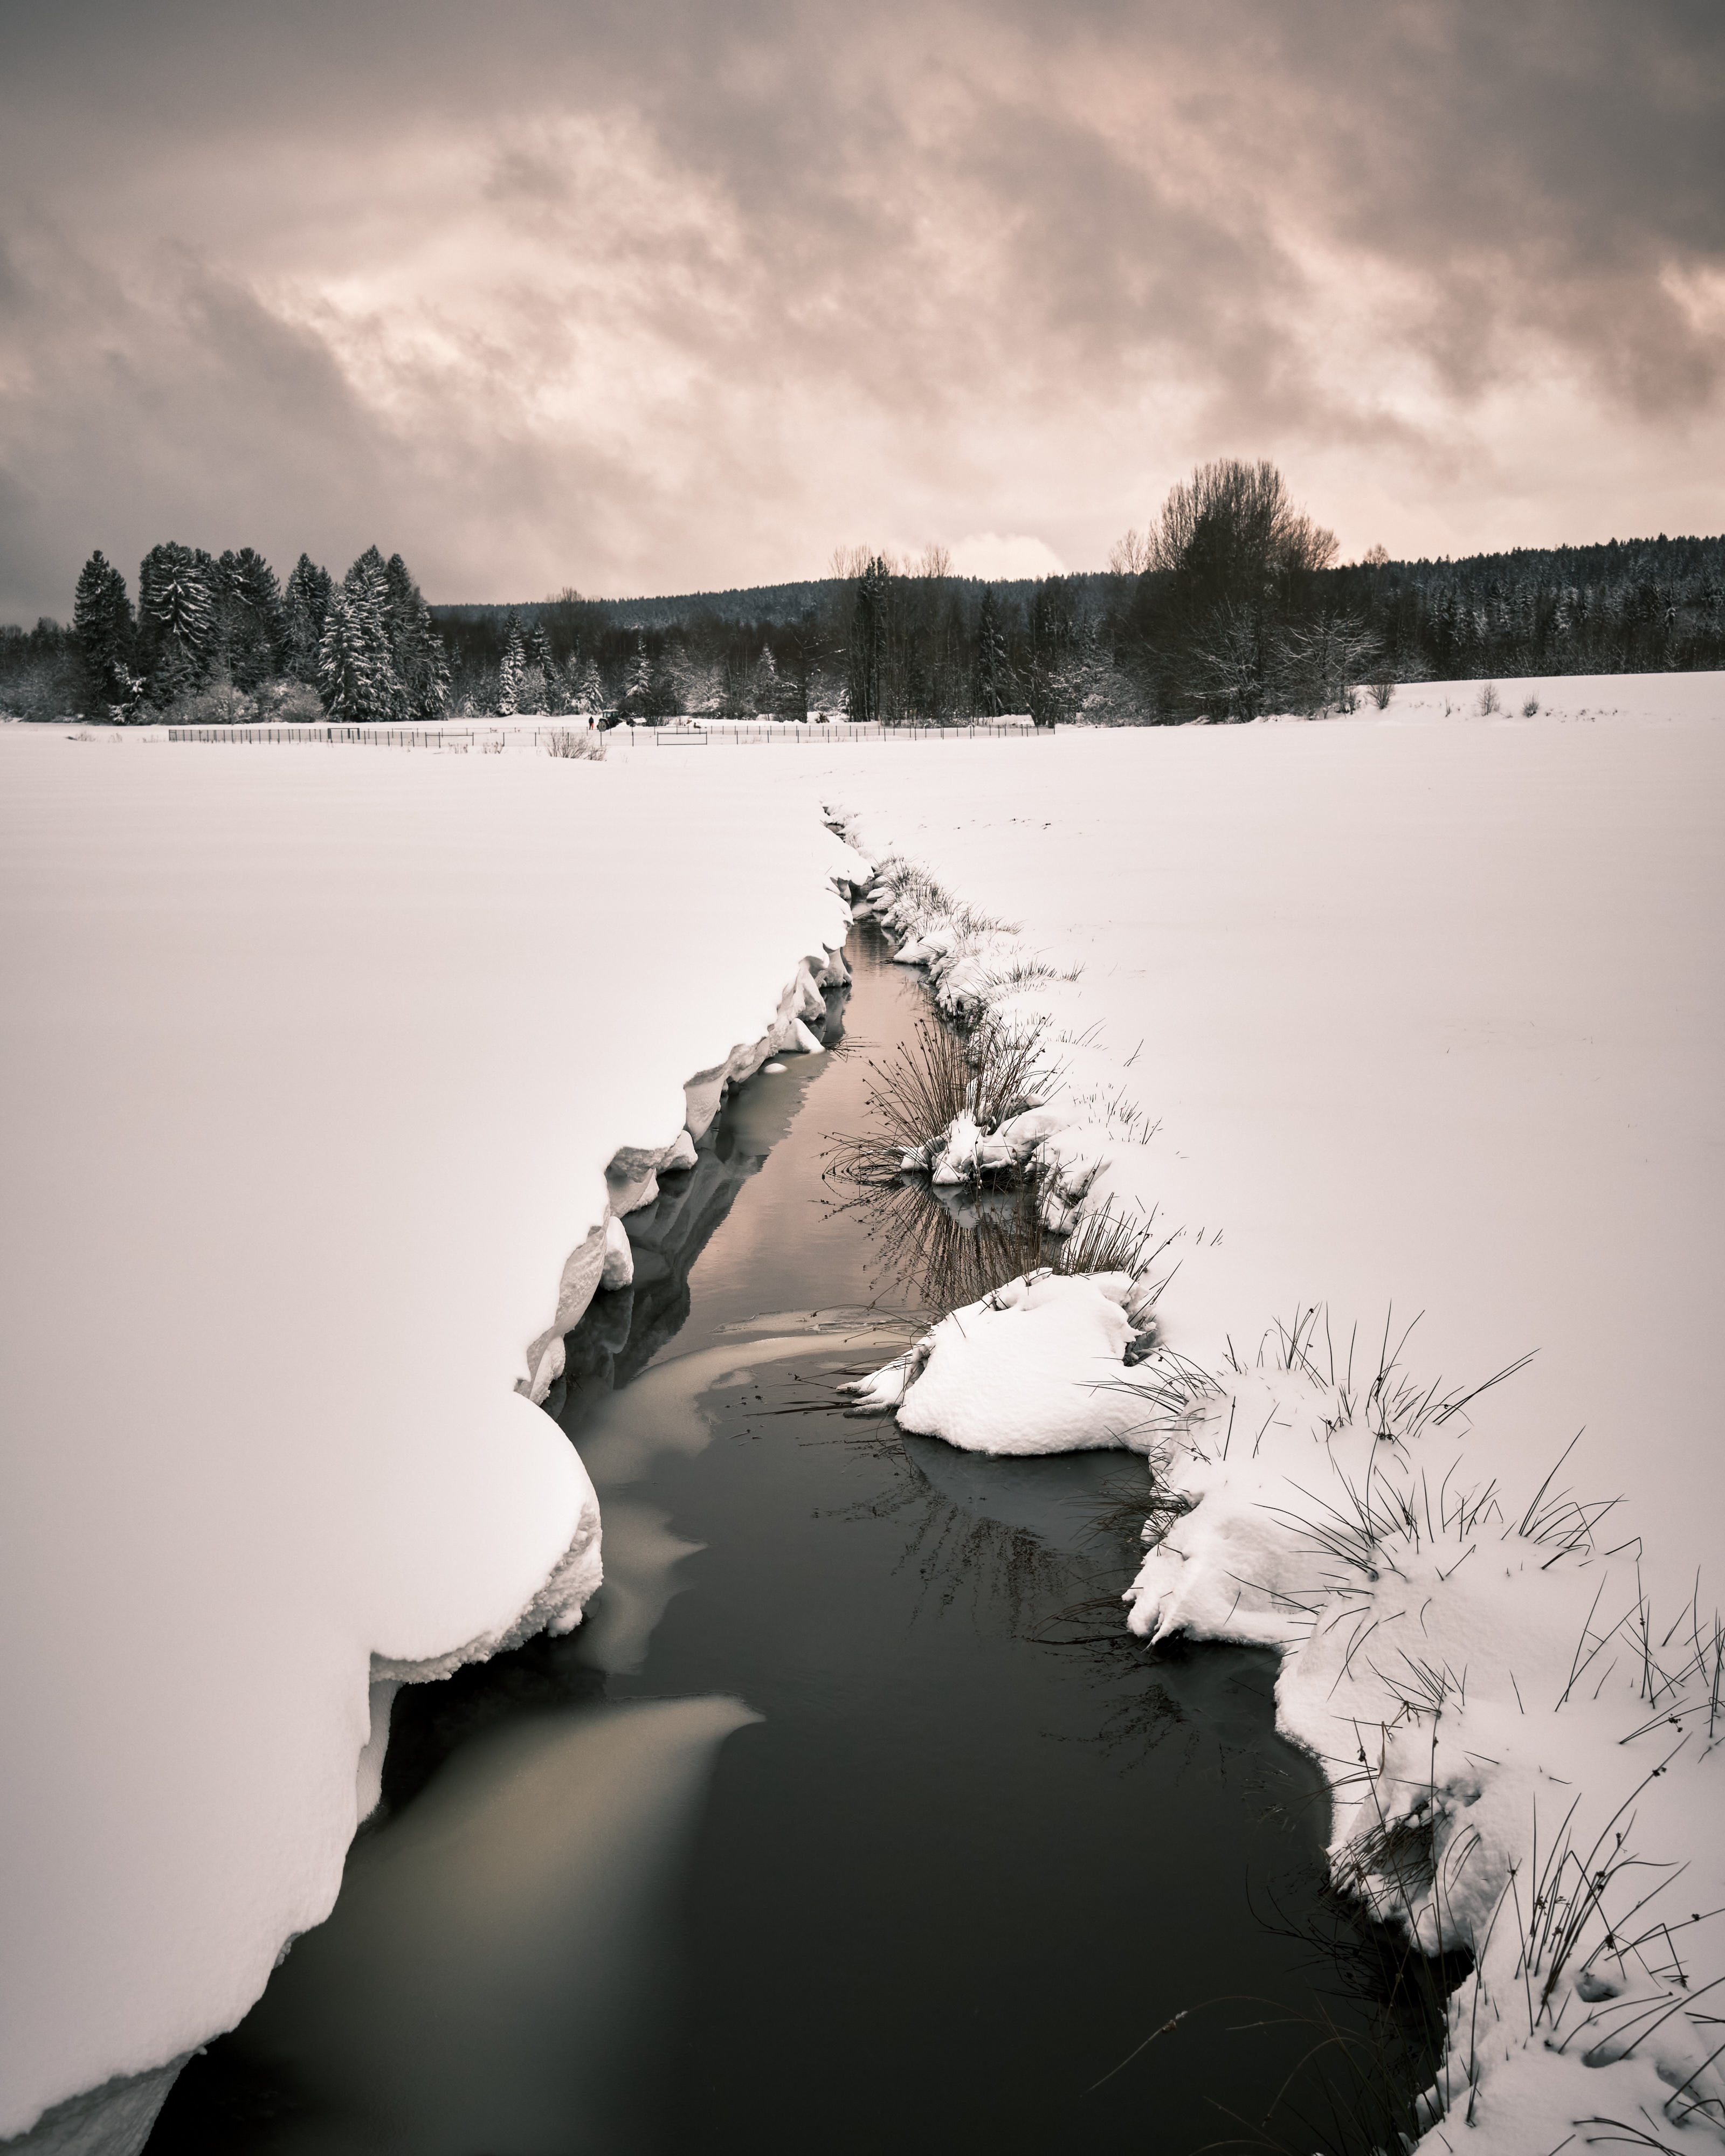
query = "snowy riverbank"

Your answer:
(797, 690), (1724, 2150)
(0, 728), (862, 2147)
(4, 687), (1719, 2151)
